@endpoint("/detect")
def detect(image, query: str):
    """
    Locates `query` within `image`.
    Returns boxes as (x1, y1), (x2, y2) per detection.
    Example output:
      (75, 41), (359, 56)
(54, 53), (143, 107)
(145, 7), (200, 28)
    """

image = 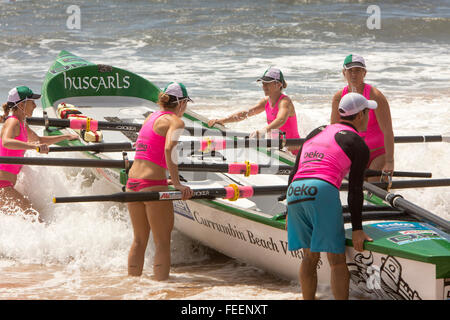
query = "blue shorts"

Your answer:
(287, 179), (345, 254)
